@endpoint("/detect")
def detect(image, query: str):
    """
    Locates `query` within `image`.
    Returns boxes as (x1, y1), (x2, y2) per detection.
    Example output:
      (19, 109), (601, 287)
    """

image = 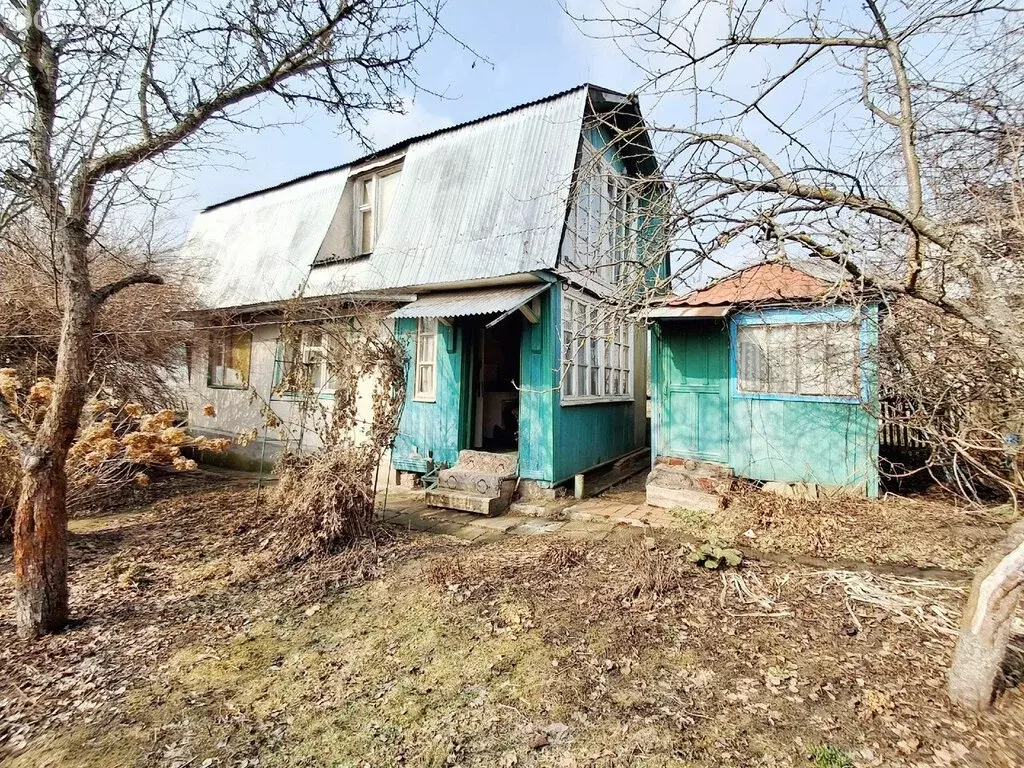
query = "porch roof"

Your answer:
(389, 283), (549, 321)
